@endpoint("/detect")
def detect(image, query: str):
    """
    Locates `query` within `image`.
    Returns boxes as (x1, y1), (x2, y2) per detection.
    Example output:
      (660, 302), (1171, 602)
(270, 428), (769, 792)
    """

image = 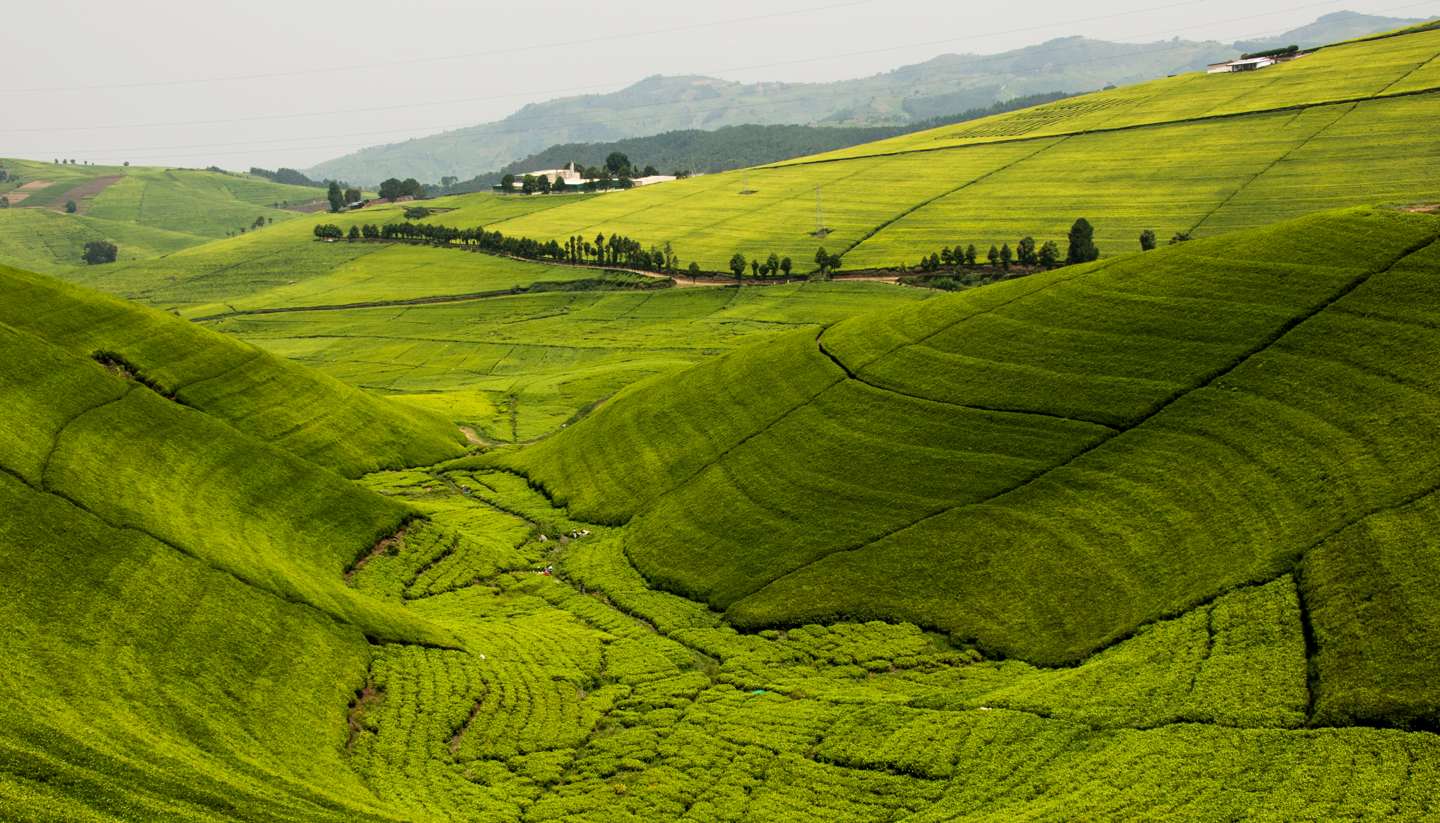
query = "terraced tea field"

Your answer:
(479, 25), (1440, 271)
(6, 17), (1440, 821)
